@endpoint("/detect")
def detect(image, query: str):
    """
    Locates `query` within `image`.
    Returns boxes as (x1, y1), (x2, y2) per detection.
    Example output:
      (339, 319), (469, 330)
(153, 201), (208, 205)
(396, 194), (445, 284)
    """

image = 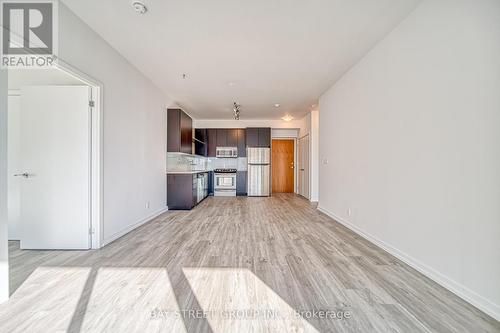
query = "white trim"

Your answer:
(1, 69), (9, 303)
(7, 64), (102, 249)
(316, 205), (500, 322)
(297, 134), (311, 200)
(54, 59), (104, 249)
(102, 207), (169, 246)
